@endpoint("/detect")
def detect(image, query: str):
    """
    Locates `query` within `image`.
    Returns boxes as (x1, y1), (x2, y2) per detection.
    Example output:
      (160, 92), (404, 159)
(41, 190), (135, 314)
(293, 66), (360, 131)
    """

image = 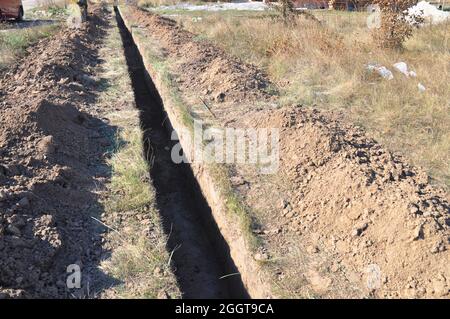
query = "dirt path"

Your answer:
(116, 10), (248, 299)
